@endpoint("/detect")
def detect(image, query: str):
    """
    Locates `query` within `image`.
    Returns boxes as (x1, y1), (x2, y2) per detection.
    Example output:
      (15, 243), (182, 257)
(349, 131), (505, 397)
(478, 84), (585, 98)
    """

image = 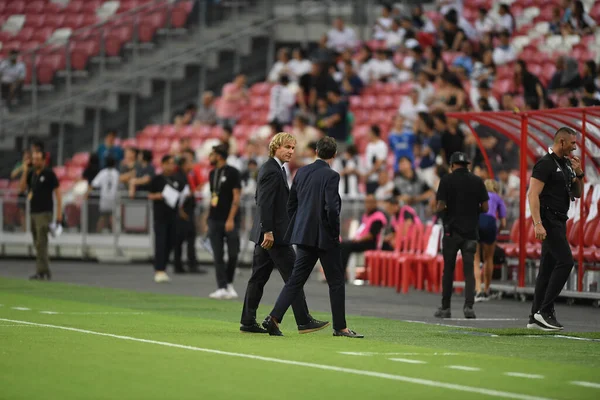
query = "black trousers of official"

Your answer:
(271, 244), (347, 331)
(240, 244), (311, 326)
(174, 215), (197, 271)
(531, 212), (574, 315)
(207, 219), (240, 289)
(154, 218), (176, 272)
(340, 240), (377, 270)
(441, 234), (477, 309)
